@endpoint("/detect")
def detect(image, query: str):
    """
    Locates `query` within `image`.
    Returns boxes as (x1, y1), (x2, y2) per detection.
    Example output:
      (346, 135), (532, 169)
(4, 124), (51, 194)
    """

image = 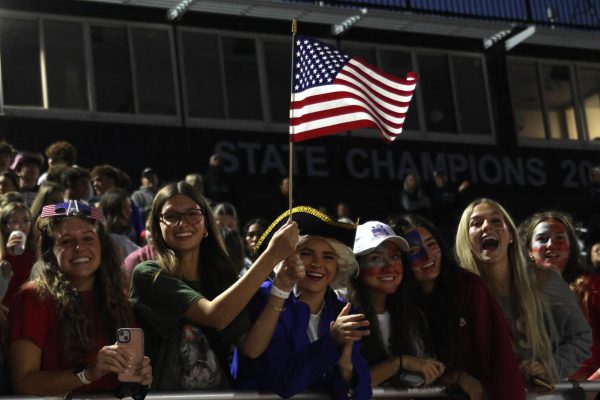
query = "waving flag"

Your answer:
(290, 35), (418, 143)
